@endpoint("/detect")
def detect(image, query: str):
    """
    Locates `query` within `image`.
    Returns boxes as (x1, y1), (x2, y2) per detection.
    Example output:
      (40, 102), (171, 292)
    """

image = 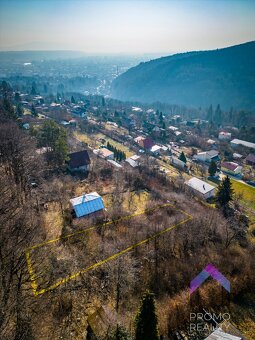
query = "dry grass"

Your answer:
(74, 130), (133, 157)
(43, 202), (63, 240)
